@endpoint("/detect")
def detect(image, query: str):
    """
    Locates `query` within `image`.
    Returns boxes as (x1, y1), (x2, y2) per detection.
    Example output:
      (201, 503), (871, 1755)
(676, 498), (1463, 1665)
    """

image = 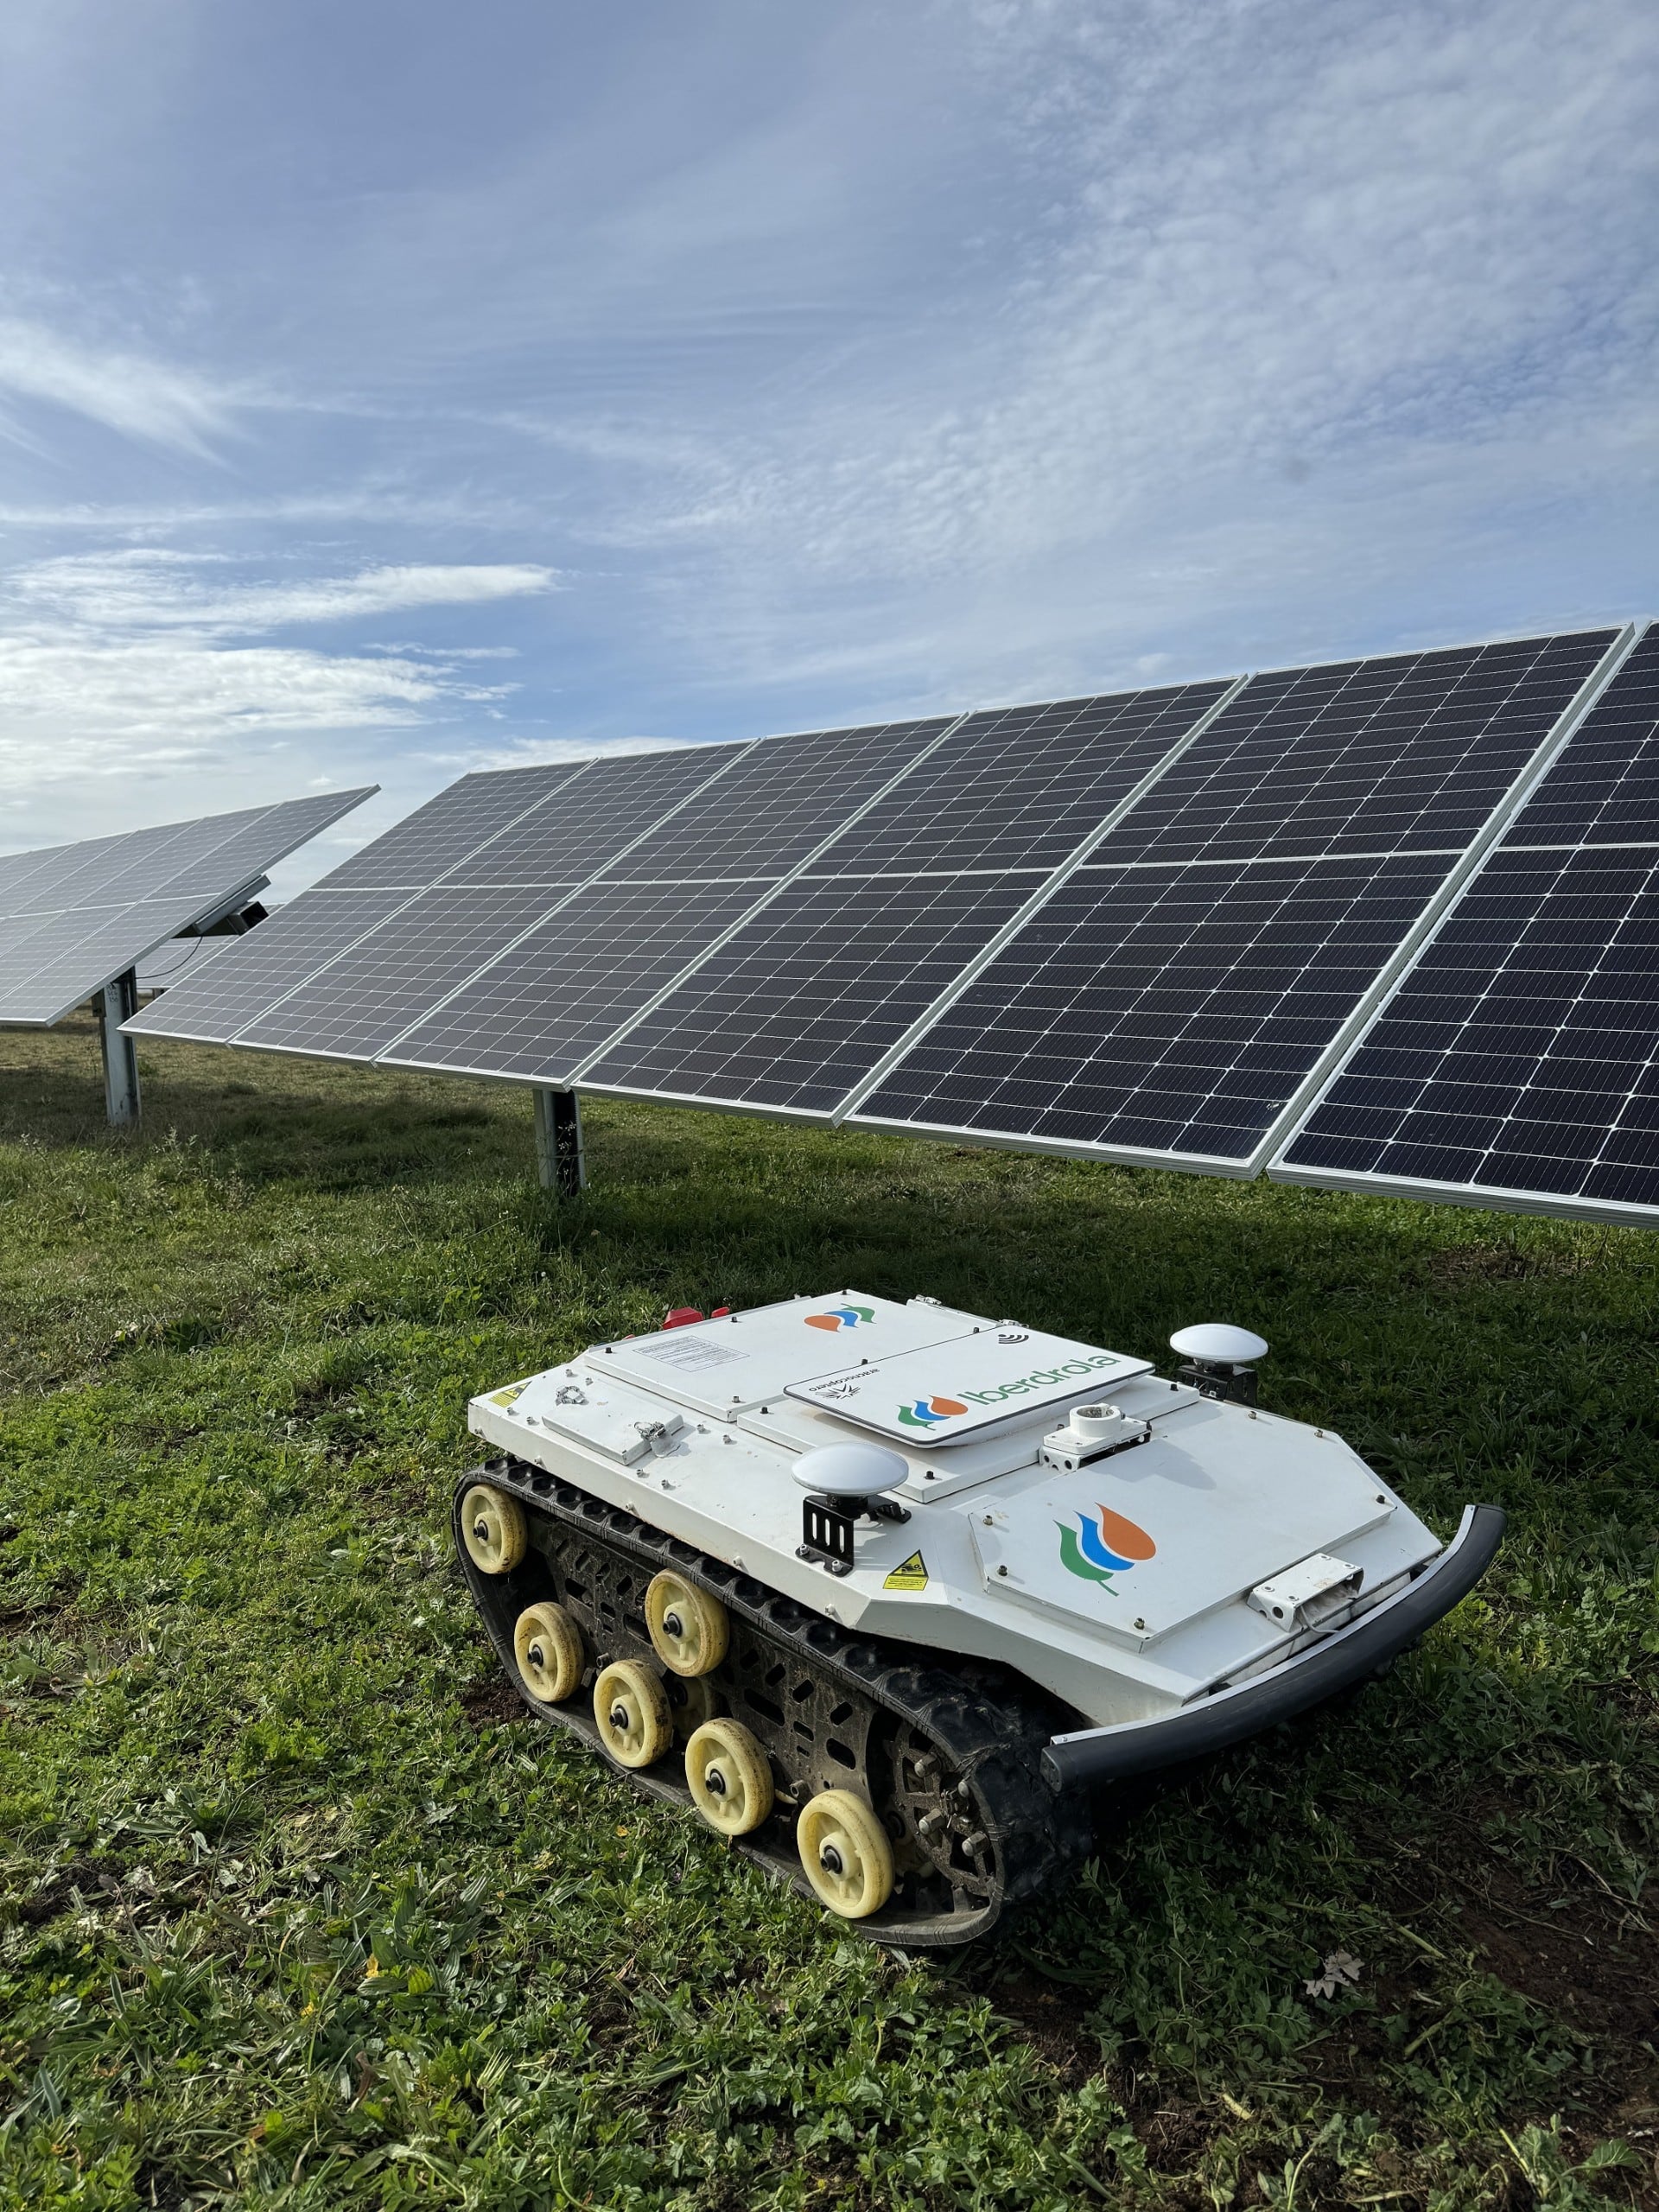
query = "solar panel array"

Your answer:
(1274, 622), (1659, 1221)
(582, 683), (1232, 1113)
(120, 620), (1659, 1227)
(851, 632), (1618, 1165)
(0, 790), (375, 1027)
